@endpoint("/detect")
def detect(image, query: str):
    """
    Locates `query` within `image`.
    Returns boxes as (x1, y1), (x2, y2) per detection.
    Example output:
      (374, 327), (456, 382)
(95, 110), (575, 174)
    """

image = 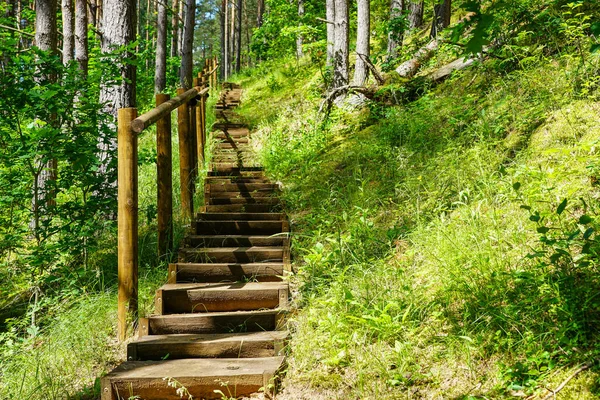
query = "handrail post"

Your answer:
(156, 94), (173, 260)
(117, 107), (138, 342)
(177, 88), (194, 221)
(189, 93), (198, 181)
(201, 72), (208, 158)
(195, 75), (205, 166)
